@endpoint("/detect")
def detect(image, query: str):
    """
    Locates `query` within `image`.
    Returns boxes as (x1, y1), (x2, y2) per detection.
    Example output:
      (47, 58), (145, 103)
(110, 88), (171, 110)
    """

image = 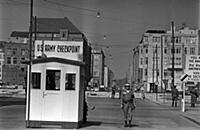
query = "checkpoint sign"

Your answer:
(185, 55), (200, 82)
